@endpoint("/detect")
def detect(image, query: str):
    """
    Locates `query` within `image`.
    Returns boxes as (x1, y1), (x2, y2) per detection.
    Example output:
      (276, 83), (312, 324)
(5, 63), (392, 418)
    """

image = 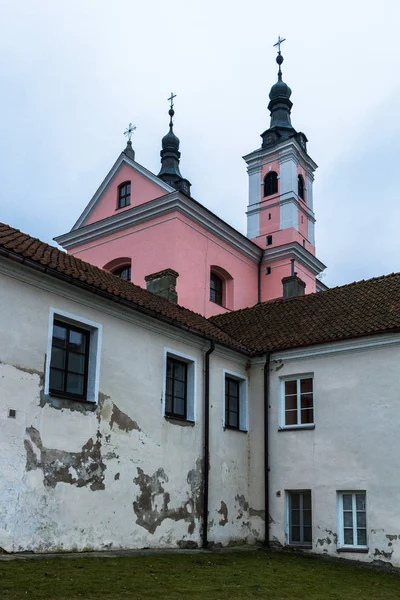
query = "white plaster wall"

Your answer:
(306, 176), (314, 211)
(308, 220), (315, 245)
(0, 264), (259, 553)
(279, 159), (297, 196)
(280, 201), (299, 231)
(207, 353), (265, 546)
(268, 342), (400, 566)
